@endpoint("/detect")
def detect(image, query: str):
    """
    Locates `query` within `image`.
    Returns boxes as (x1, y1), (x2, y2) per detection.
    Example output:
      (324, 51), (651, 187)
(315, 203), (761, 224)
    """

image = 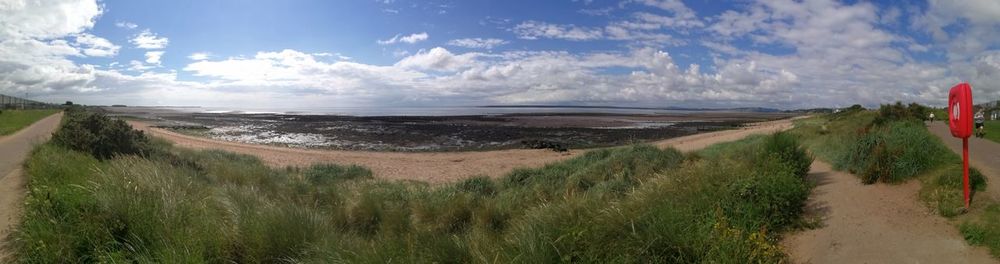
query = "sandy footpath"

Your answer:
(129, 117), (798, 183)
(0, 113), (63, 261)
(782, 160), (996, 264)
